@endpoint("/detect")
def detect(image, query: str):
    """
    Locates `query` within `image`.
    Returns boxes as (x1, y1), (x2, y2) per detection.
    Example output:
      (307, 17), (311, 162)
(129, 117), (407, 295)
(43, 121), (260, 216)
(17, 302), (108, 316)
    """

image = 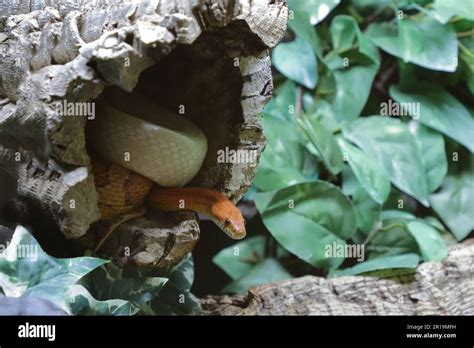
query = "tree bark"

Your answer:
(201, 239), (474, 315)
(0, 0), (288, 267)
